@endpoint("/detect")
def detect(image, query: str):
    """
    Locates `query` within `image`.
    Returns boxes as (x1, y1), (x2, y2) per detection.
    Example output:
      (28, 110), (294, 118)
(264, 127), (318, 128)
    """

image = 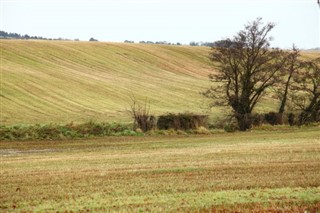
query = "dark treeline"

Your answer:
(0, 31), (74, 41)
